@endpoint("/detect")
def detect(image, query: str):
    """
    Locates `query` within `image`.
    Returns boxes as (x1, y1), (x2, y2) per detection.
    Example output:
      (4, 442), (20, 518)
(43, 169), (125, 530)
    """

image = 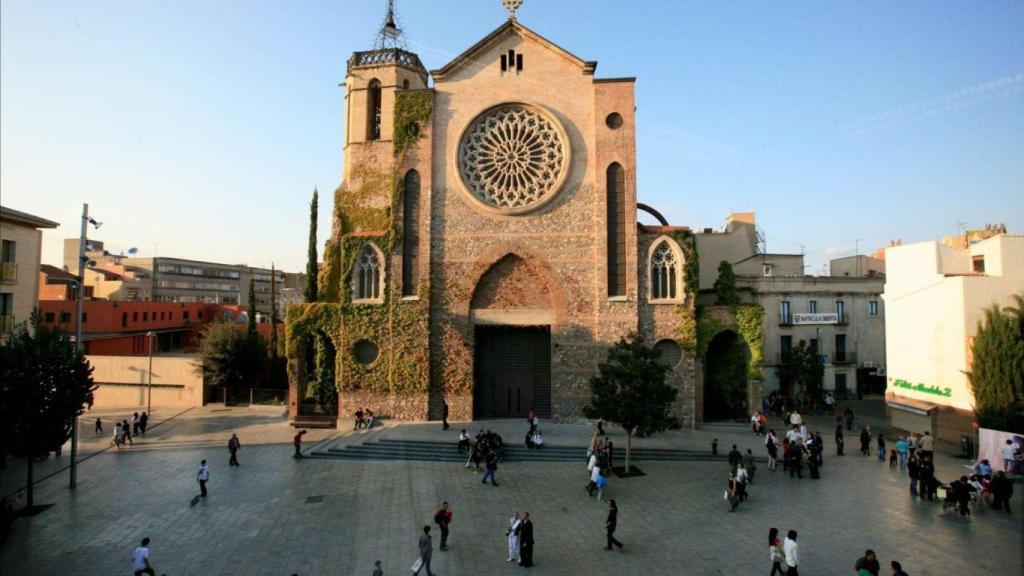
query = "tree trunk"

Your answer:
(25, 456), (34, 510)
(625, 430), (633, 474)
